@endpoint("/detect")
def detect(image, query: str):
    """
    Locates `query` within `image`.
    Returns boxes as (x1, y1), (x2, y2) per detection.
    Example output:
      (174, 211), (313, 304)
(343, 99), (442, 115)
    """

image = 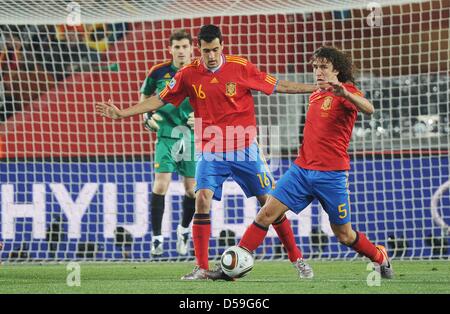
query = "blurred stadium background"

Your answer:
(0, 0), (449, 263)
